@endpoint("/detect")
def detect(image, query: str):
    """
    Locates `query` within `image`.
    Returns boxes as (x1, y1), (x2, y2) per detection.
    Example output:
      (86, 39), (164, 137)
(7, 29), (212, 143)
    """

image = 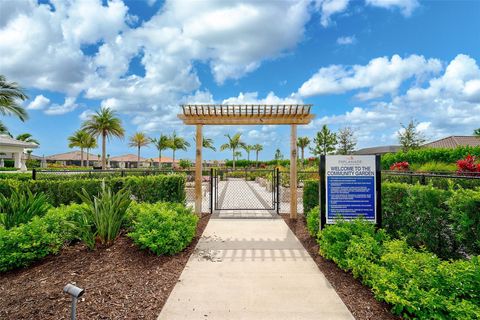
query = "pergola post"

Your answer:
(195, 124), (203, 215)
(290, 124), (297, 219)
